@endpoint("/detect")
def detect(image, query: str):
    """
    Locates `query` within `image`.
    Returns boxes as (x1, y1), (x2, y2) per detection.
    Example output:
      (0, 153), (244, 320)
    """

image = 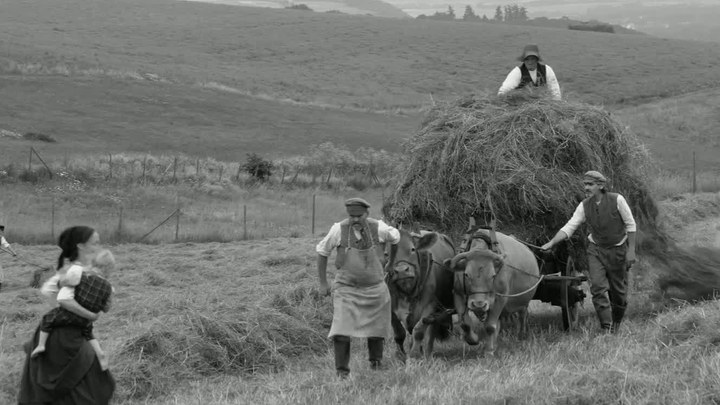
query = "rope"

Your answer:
(0, 246), (49, 270)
